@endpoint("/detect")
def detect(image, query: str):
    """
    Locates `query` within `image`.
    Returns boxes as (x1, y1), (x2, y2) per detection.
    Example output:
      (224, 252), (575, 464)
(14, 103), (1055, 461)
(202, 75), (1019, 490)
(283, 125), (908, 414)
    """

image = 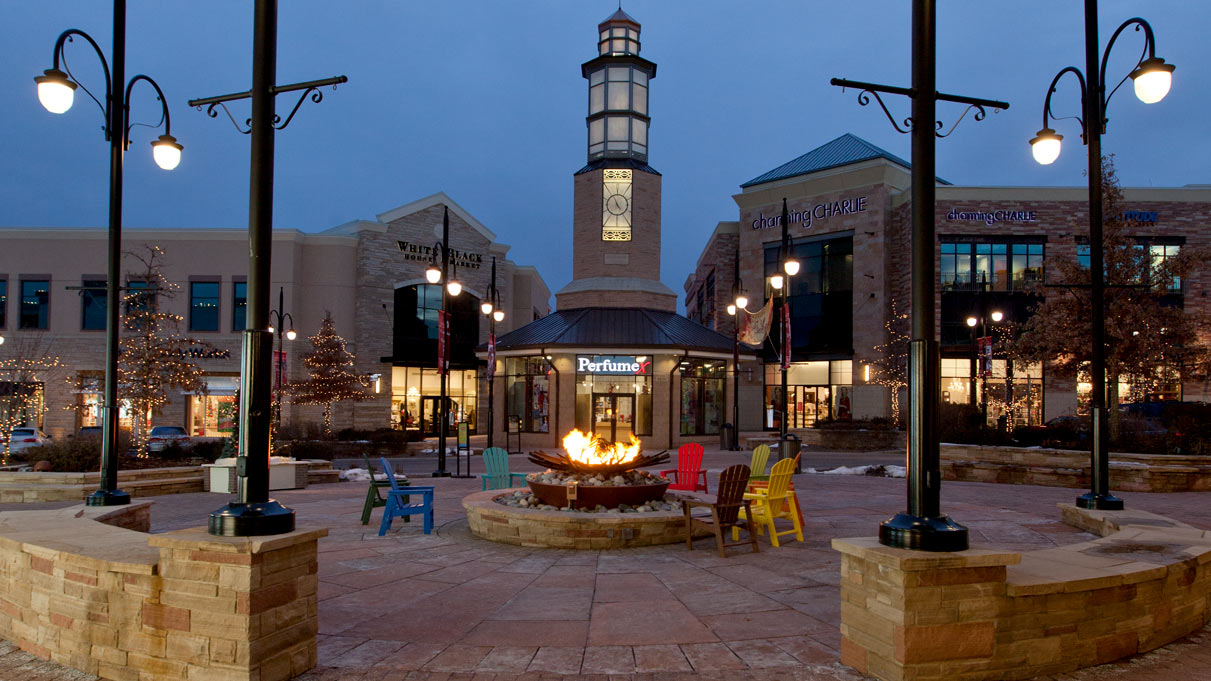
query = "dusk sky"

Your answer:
(2, 1), (1207, 314)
